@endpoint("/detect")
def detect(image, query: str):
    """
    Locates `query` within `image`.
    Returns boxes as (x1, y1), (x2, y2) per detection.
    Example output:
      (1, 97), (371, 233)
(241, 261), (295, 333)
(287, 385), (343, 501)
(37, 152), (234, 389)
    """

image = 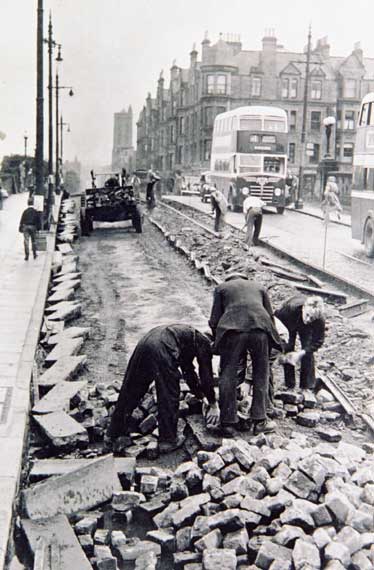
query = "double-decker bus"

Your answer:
(209, 106), (288, 214)
(351, 92), (374, 257)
